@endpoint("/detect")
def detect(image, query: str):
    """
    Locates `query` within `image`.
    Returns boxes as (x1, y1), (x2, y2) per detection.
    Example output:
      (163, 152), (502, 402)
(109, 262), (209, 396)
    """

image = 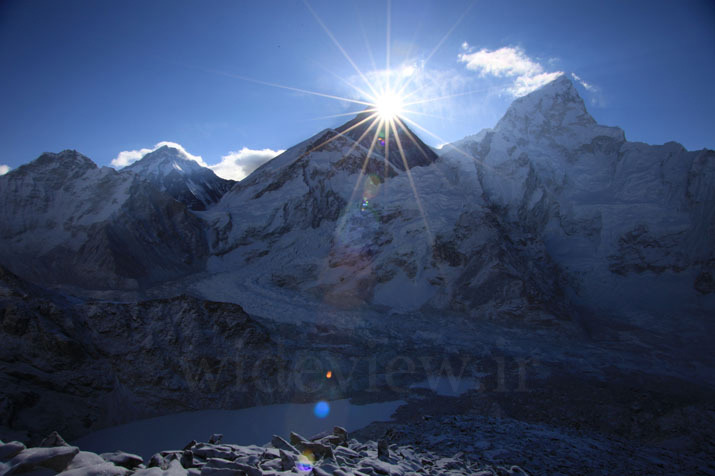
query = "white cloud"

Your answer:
(458, 45), (563, 97)
(209, 147), (284, 181)
(0, 164), (10, 175)
(111, 141), (207, 168)
(111, 147), (152, 168)
(571, 73), (597, 92)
